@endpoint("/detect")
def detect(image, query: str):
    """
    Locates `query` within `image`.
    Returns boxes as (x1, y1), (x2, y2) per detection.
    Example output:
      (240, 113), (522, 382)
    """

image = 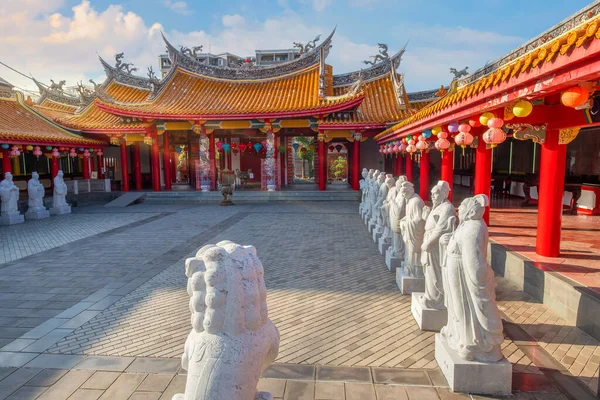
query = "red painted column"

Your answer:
(209, 133), (217, 191)
(51, 156), (59, 179)
(151, 132), (161, 192)
(163, 133), (172, 191)
(441, 150), (454, 202)
(318, 135), (326, 191)
(352, 138), (360, 190)
(395, 154), (403, 176)
(280, 139), (286, 187)
(120, 141), (130, 192)
(405, 155), (413, 182)
(2, 148), (13, 175)
(475, 136), (492, 225)
(133, 142), (142, 191)
(82, 155), (90, 179)
(97, 154), (104, 179)
(536, 128), (566, 257)
(420, 151), (430, 201)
